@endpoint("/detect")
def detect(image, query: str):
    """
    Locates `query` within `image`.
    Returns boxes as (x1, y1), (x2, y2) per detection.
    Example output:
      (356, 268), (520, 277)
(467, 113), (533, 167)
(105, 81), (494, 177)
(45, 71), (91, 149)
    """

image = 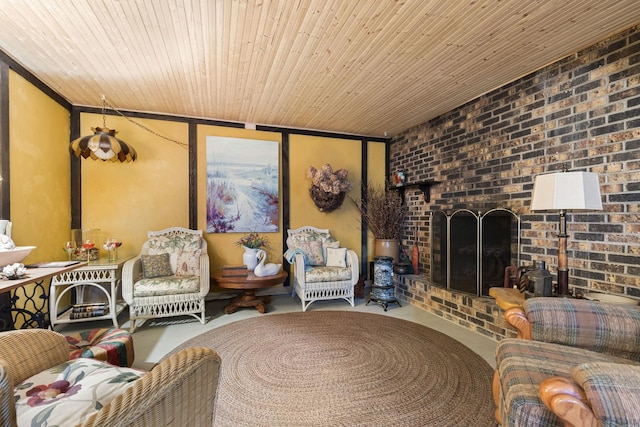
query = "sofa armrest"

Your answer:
(0, 329), (69, 384)
(523, 297), (640, 360)
(504, 307), (532, 339)
(79, 347), (221, 427)
(539, 376), (597, 427)
(541, 362), (640, 427)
